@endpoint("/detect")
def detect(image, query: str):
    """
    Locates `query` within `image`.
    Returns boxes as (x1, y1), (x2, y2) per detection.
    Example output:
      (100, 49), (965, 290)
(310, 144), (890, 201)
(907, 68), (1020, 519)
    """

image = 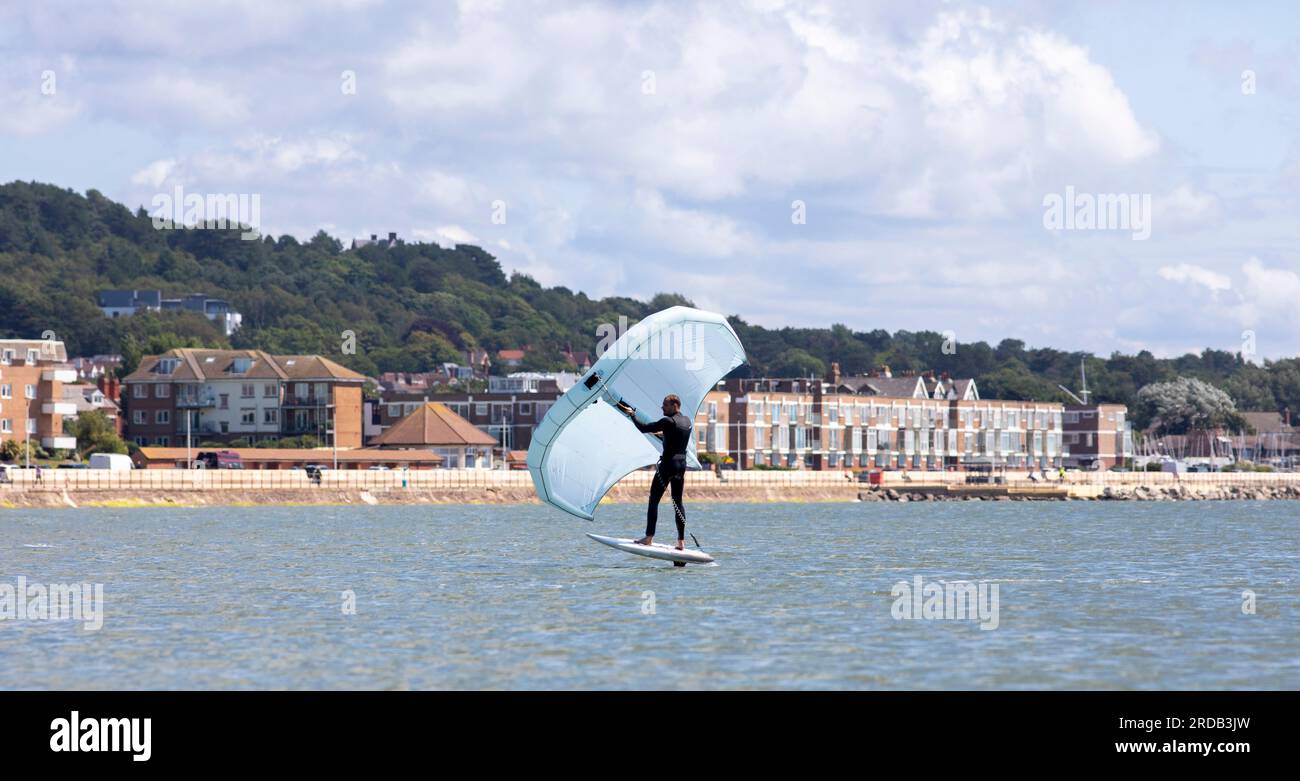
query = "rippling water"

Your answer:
(1, 501), (1296, 689)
